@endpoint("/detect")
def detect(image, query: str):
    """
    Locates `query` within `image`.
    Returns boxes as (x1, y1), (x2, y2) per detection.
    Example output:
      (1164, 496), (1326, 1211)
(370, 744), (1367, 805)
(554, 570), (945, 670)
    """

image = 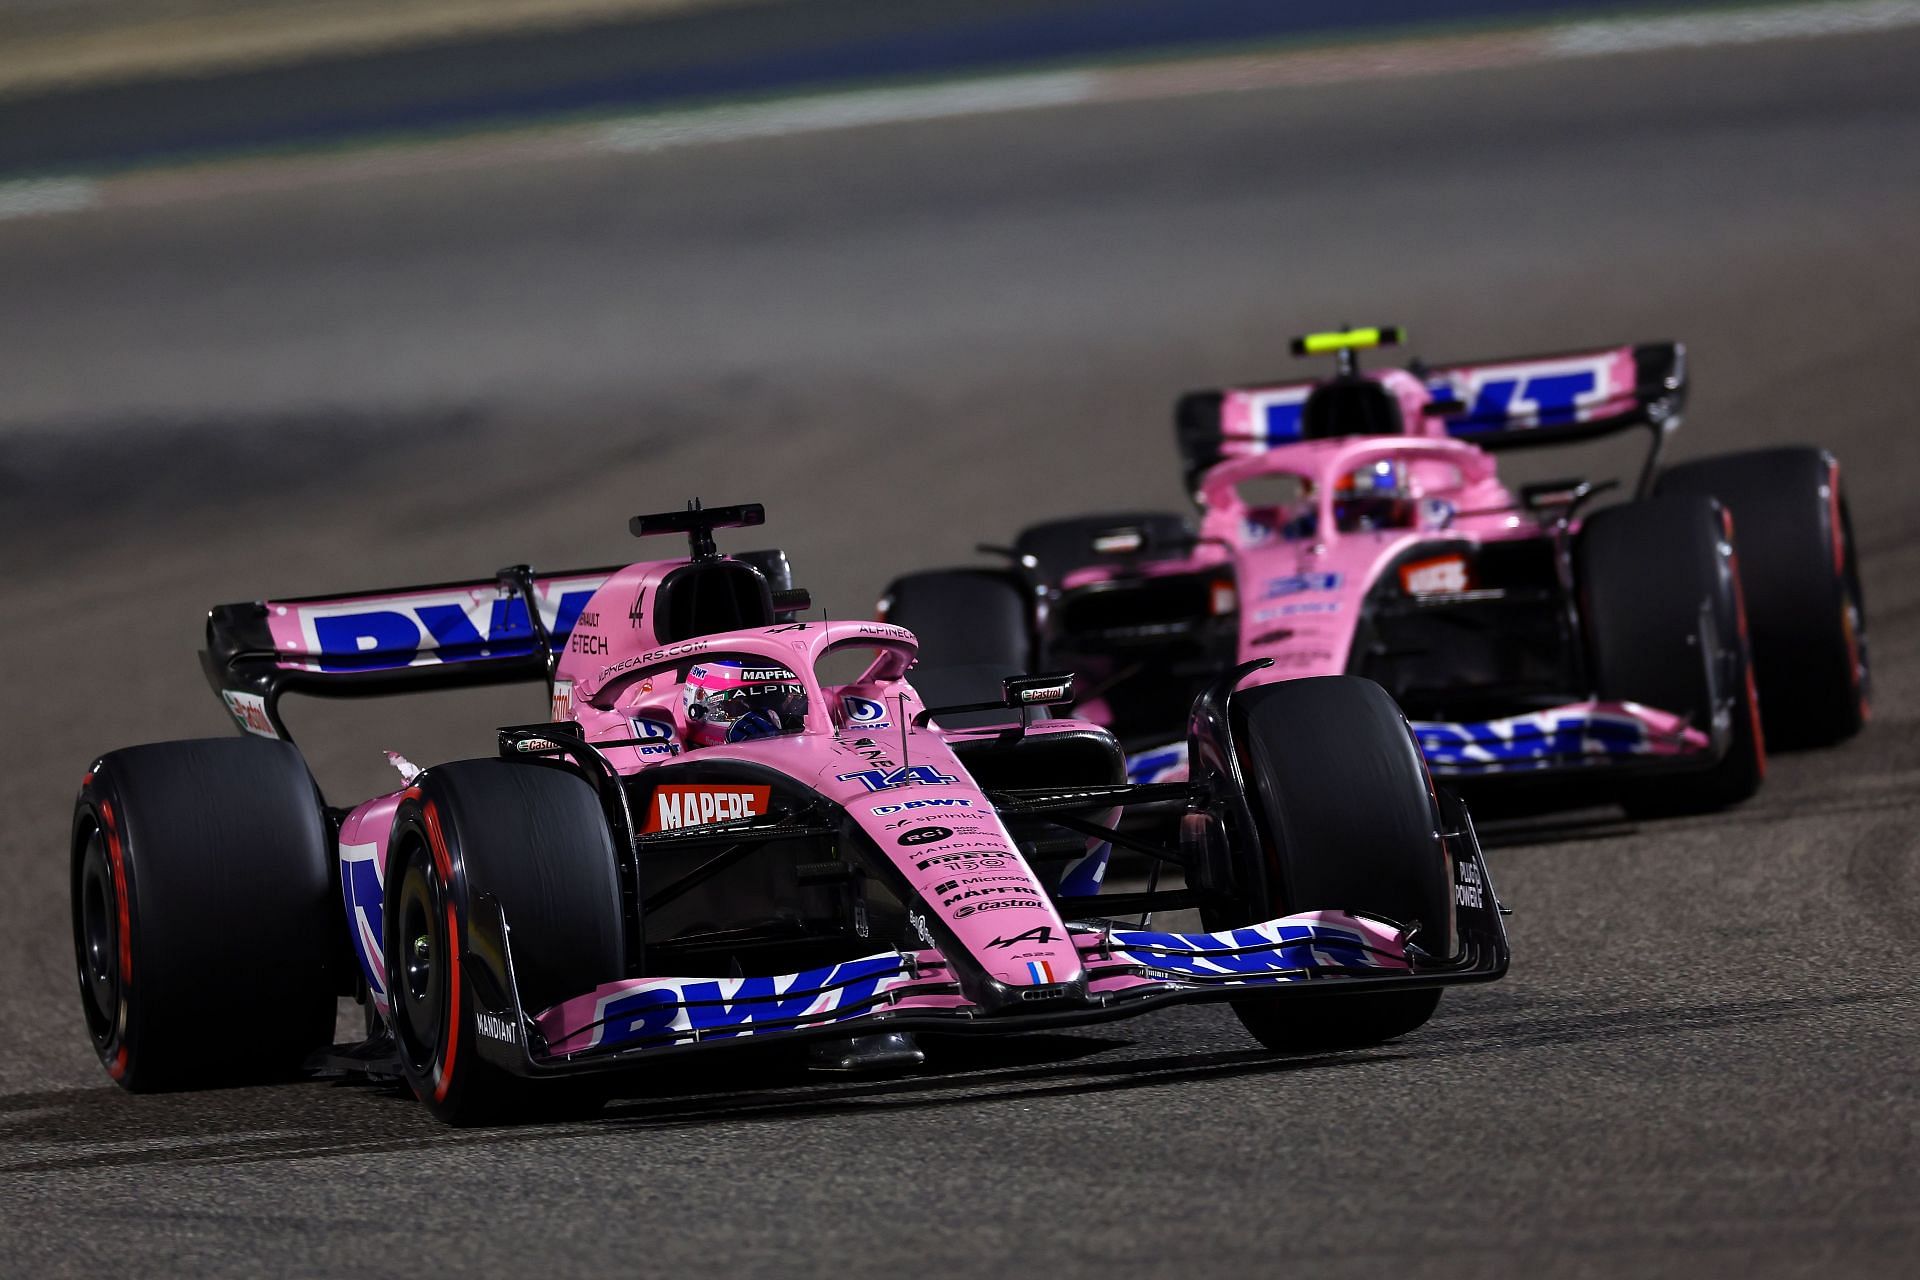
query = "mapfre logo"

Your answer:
(645, 784), (771, 832)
